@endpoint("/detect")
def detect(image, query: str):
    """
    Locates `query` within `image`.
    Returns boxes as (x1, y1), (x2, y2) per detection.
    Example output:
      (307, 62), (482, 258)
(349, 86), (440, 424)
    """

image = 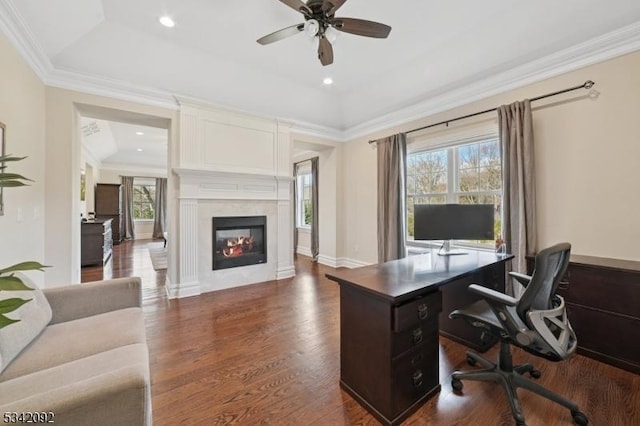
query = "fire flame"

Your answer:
(222, 236), (255, 257)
